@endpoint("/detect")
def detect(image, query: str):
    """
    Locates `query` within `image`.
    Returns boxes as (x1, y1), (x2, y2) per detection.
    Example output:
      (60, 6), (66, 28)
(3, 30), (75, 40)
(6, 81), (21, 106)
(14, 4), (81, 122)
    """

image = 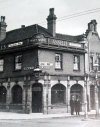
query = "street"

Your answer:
(0, 117), (100, 127)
